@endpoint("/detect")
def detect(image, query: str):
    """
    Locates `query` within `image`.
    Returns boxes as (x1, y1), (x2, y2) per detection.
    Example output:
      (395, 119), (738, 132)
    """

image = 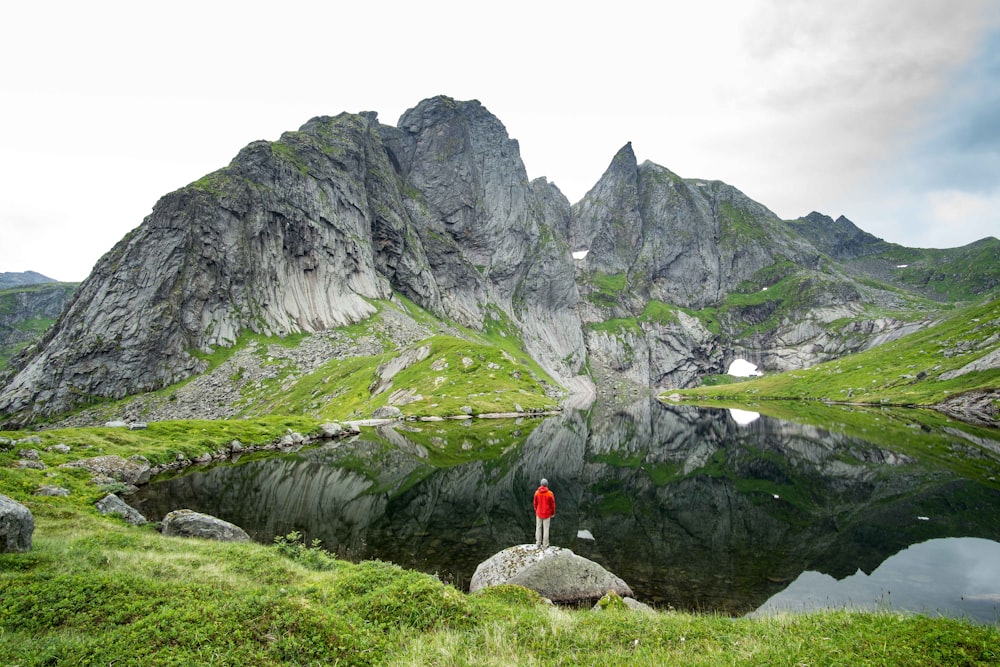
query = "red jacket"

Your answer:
(533, 485), (555, 519)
